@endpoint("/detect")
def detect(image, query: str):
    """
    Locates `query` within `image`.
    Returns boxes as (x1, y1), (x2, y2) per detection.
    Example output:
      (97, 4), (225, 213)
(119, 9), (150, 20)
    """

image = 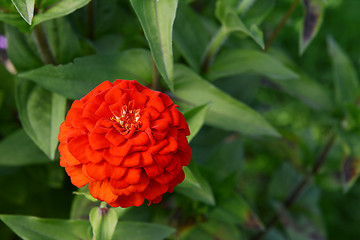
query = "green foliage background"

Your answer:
(0, 0), (360, 239)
